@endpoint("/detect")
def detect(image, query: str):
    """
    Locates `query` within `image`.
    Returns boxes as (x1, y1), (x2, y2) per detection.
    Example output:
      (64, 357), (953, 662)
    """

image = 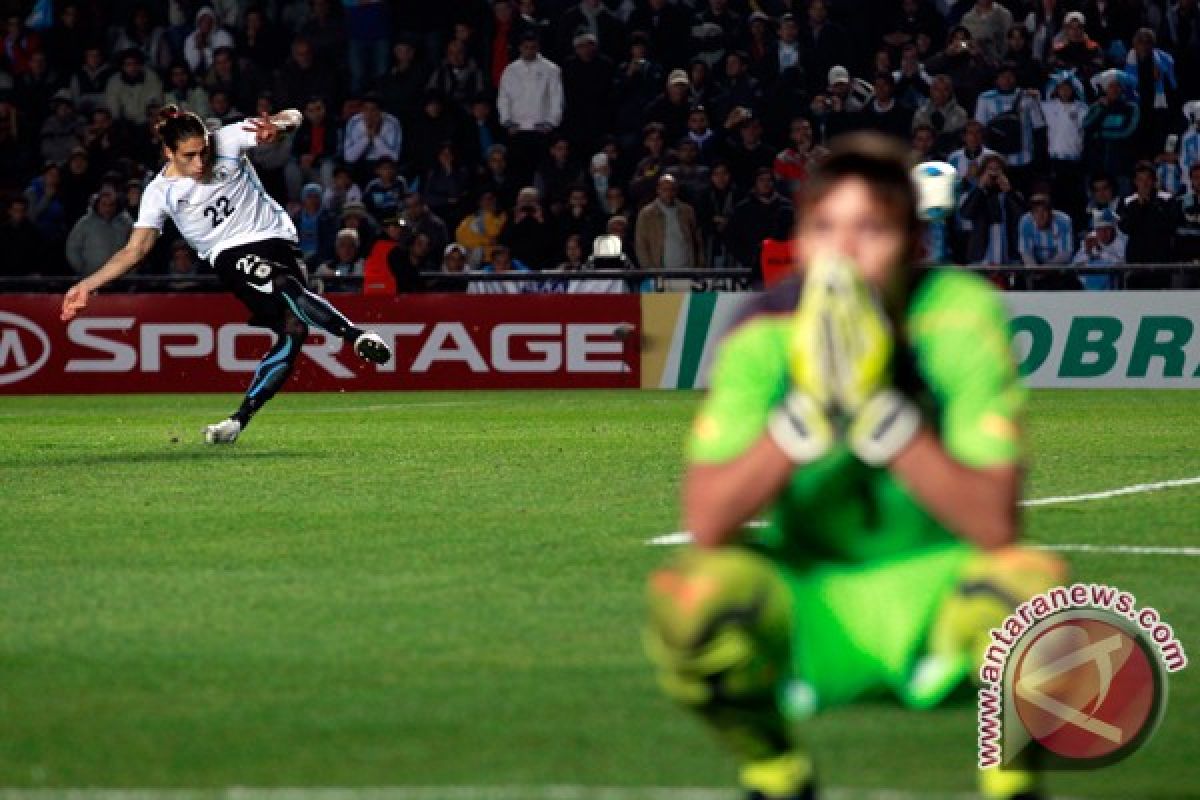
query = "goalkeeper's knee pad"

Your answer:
(644, 547), (792, 709)
(932, 546), (1069, 671)
(645, 547), (798, 763)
